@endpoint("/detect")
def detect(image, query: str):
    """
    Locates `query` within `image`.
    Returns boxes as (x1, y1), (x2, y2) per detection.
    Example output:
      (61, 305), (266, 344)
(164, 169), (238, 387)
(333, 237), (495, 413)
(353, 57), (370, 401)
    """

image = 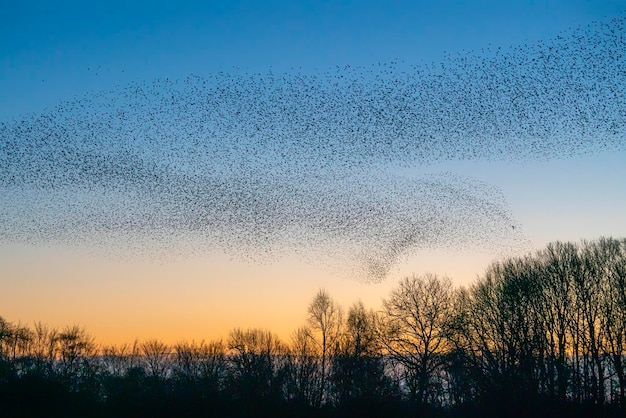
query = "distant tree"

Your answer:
(597, 237), (626, 405)
(447, 287), (480, 405)
(378, 274), (454, 405)
(227, 328), (288, 403)
(286, 326), (320, 406)
(307, 289), (343, 407)
(166, 339), (228, 416)
(140, 339), (171, 380)
(584, 237), (626, 405)
(173, 339), (225, 394)
(101, 341), (141, 377)
(0, 316), (15, 383)
(456, 258), (547, 408)
(571, 240), (608, 404)
(56, 325), (98, 392)
(27, 322), (59, 378)
(0, 317), (15, 358)
(4, 322), (32, 363)
(332, 301), (394, 406)
(536, 242), (578, 401)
